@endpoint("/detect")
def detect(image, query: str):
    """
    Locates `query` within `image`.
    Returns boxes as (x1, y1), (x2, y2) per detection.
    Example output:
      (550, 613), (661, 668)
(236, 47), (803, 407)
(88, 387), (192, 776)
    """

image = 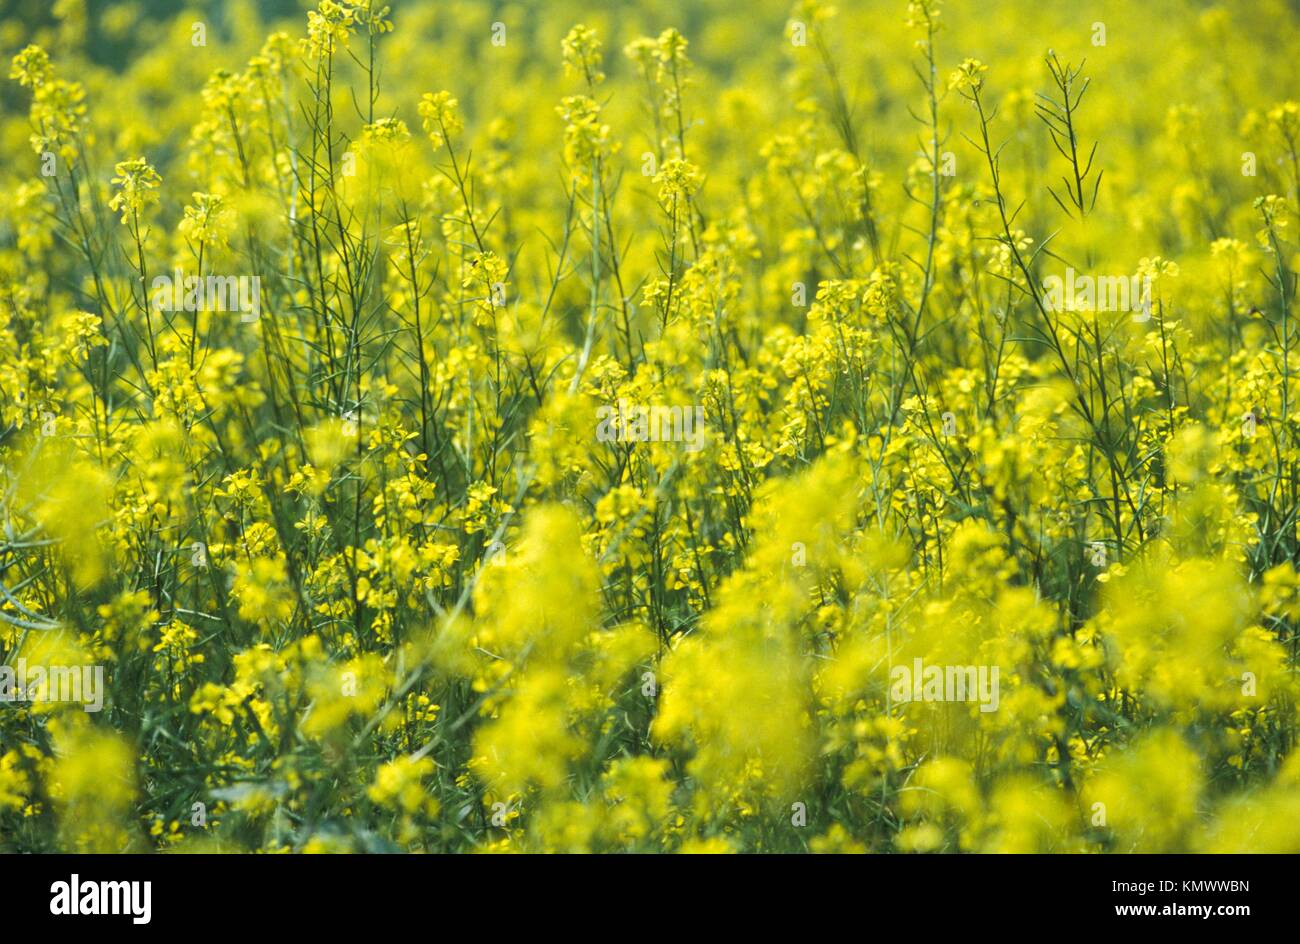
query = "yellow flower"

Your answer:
(418, 91), (462, 149)
(562, 25), (605, 85)
(948, 58), (987, 94)
(108, 158), (162, 225)
(368, 756), (438, 815)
